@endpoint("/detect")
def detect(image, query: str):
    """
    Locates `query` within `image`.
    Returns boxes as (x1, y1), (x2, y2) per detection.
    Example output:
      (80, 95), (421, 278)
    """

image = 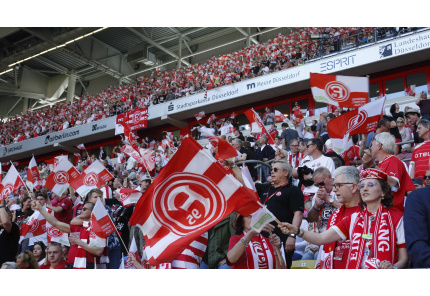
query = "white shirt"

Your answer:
(306, 154), (335, 176)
